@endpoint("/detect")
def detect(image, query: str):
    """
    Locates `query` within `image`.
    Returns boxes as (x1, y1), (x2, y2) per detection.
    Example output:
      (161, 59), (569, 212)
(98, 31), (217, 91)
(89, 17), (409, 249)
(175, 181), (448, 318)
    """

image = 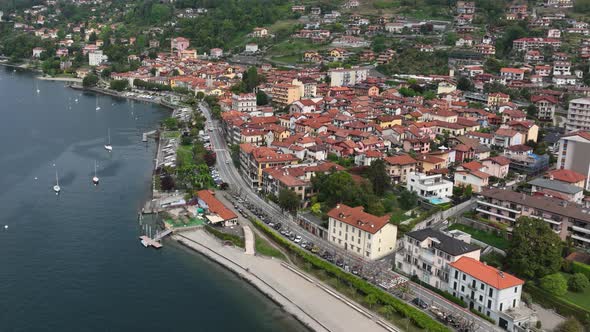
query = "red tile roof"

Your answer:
(484, 156), (511, 166)
(327, 204), (390, 234)
(461, 161), (483, 172)
(384, 154), (417, 166)
(545, 169), (586, 184)
(197, 190), (238, 221)
(450, 257), (524, 290)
